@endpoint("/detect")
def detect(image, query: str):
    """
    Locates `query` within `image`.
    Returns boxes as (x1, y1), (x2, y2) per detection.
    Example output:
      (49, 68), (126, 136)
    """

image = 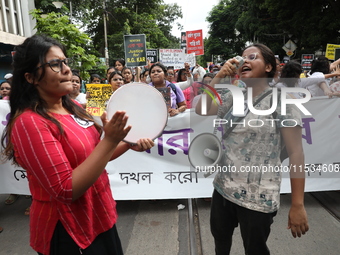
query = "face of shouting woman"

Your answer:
(239, 46), (273, 80)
